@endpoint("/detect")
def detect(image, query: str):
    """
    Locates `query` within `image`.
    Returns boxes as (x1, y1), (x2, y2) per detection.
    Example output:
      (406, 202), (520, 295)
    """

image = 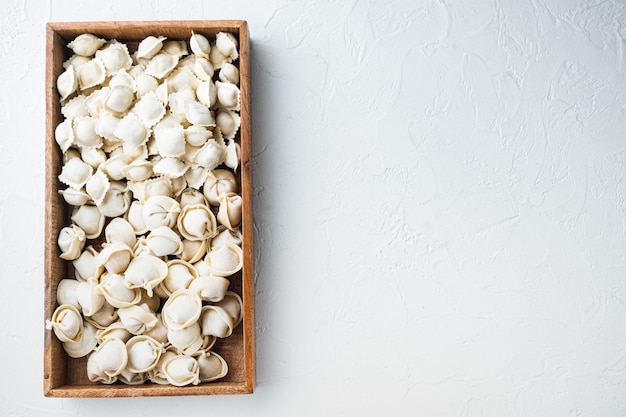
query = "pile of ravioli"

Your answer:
(46, 32), (245, 386)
